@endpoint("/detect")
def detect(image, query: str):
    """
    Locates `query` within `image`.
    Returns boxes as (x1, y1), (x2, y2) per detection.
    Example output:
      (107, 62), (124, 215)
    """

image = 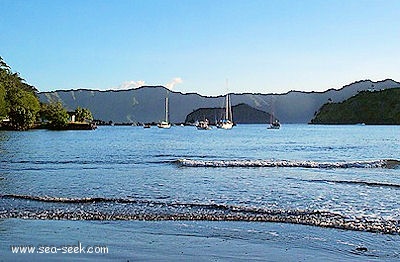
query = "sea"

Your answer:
(0, 124), (399, 261)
